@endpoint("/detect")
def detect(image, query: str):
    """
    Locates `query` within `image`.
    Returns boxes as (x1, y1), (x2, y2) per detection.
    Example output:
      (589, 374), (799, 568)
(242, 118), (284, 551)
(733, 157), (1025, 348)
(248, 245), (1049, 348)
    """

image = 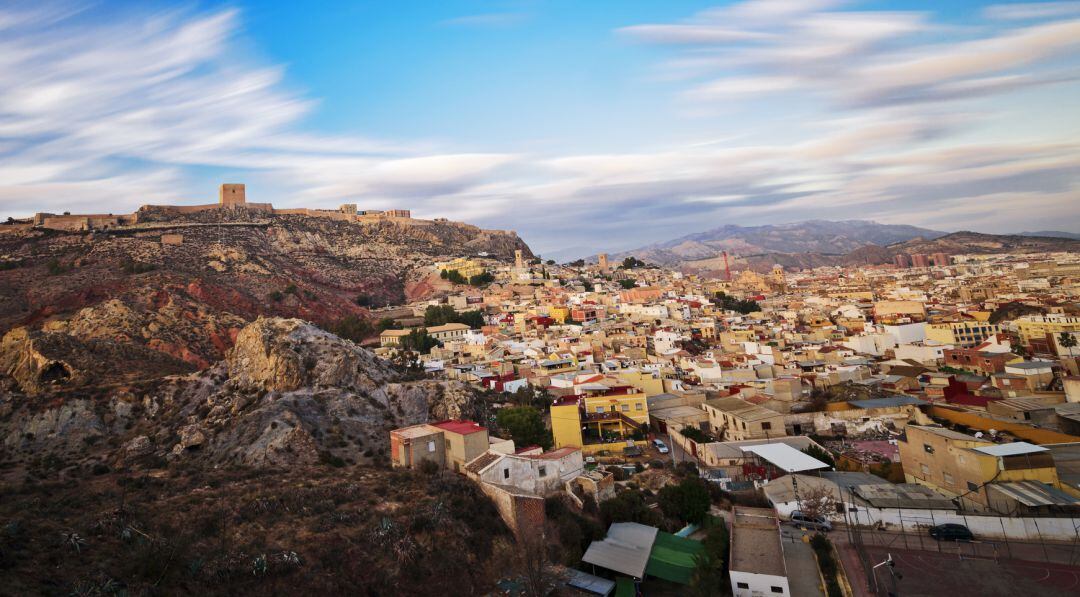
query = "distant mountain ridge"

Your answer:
(604, 220), (1080, 274)
(606, 220), (946, 266)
